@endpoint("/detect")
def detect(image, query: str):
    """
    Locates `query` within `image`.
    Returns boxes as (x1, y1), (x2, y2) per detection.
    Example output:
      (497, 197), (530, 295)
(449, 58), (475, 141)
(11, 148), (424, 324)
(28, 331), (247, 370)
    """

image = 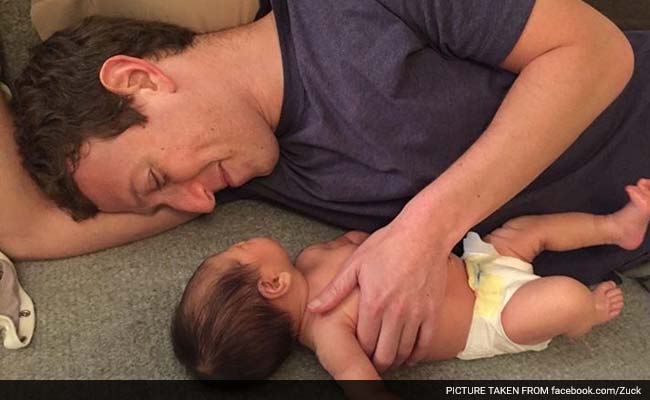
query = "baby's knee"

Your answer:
(555, 276), (592, 307)
(550, 277), (596, 336)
